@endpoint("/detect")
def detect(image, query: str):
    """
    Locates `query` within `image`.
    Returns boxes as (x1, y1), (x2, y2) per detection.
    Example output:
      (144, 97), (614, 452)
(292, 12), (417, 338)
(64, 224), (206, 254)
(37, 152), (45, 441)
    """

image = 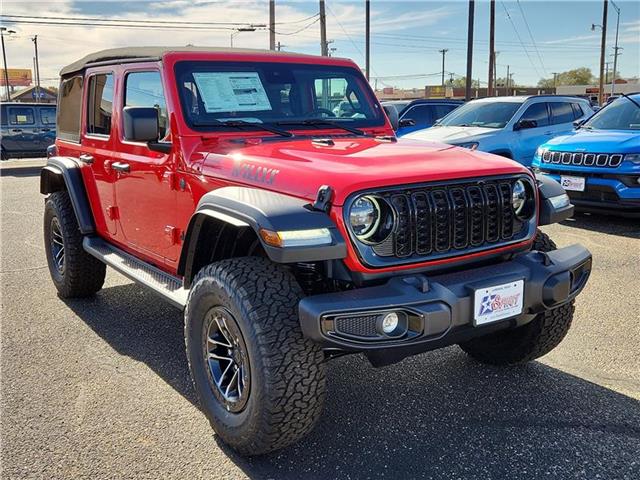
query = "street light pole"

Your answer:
(597, 0), (608, 106)
(610, 0), (621, 95)
(0, 27), (15, 102)
(465, 0), (475, 101)
(439, 49), (448, 88)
